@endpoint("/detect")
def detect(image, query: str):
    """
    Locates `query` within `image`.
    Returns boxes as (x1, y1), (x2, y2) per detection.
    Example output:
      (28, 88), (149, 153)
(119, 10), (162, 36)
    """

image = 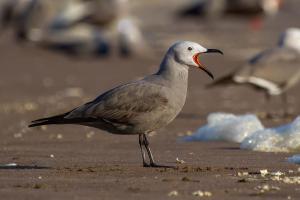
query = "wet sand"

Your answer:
(1, 0), (300, 199)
